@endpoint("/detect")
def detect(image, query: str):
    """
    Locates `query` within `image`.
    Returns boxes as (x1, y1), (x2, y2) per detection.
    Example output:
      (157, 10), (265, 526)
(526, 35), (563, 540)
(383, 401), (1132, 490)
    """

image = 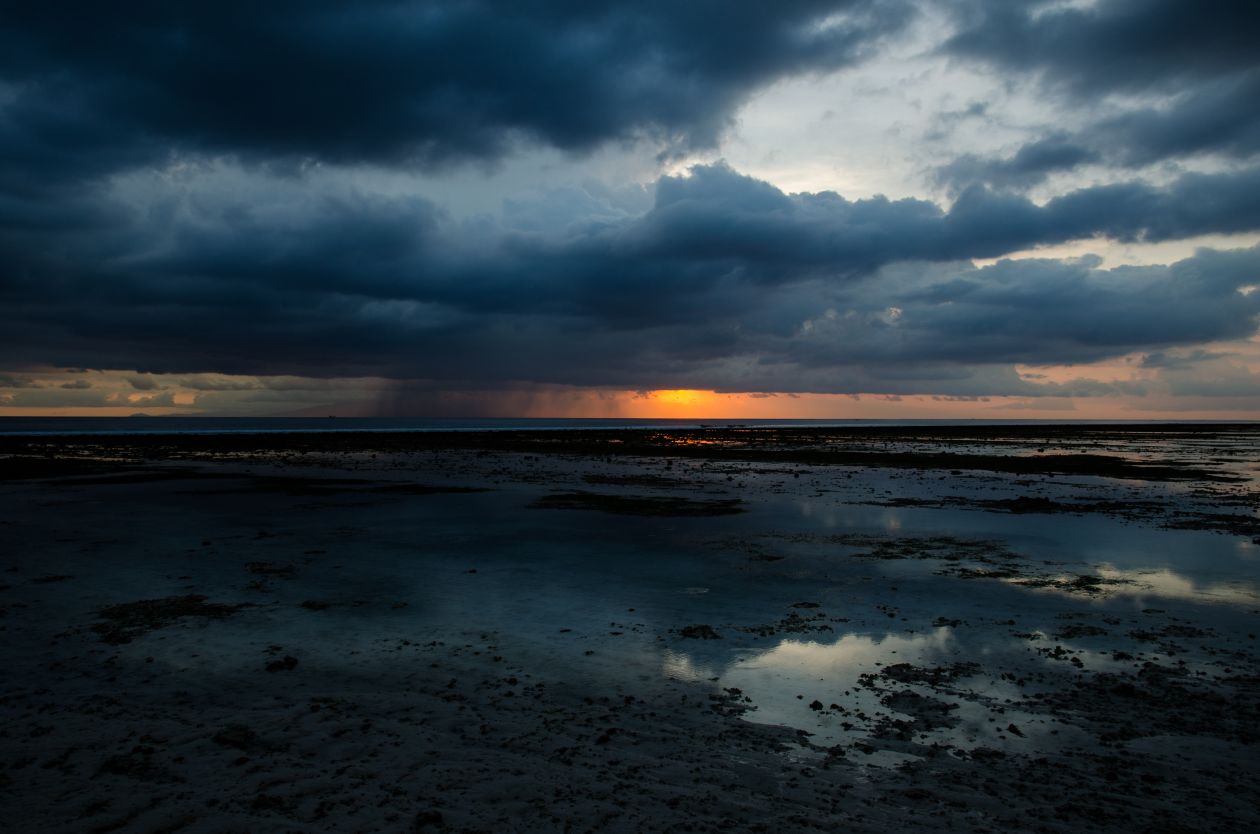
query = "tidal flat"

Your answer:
(1, 425), (1258, 833)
